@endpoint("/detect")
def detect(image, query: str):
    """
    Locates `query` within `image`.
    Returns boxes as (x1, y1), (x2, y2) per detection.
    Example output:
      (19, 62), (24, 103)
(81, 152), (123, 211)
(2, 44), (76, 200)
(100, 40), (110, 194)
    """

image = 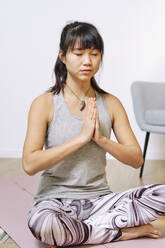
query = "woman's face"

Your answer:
(60, 41), (102, 81)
